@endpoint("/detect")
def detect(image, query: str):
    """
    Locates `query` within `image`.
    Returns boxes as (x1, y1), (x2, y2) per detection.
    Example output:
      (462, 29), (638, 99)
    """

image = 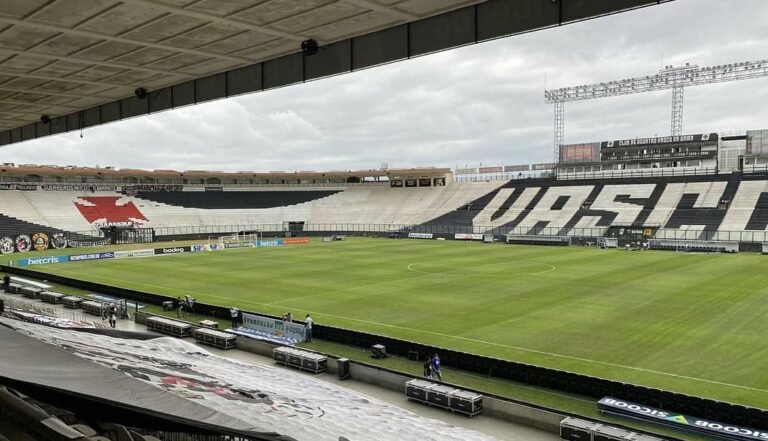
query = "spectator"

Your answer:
(287, 312), (293, 323)
(305, 314), (313, 342)
(423, 355), (433, 380)
(173, 297), (182, 317)
(230, 306), (239, 329)
(2, 274), (9, 292)
(108, 303), (117, 328)
(431, 352), (443, 381)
